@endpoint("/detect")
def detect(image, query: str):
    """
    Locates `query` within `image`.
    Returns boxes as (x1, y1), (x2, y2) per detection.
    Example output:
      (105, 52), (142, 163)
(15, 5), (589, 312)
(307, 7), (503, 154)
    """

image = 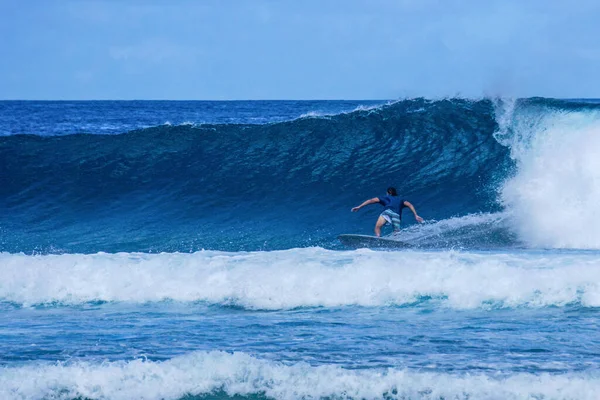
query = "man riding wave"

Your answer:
(351, 187), (423, 237)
